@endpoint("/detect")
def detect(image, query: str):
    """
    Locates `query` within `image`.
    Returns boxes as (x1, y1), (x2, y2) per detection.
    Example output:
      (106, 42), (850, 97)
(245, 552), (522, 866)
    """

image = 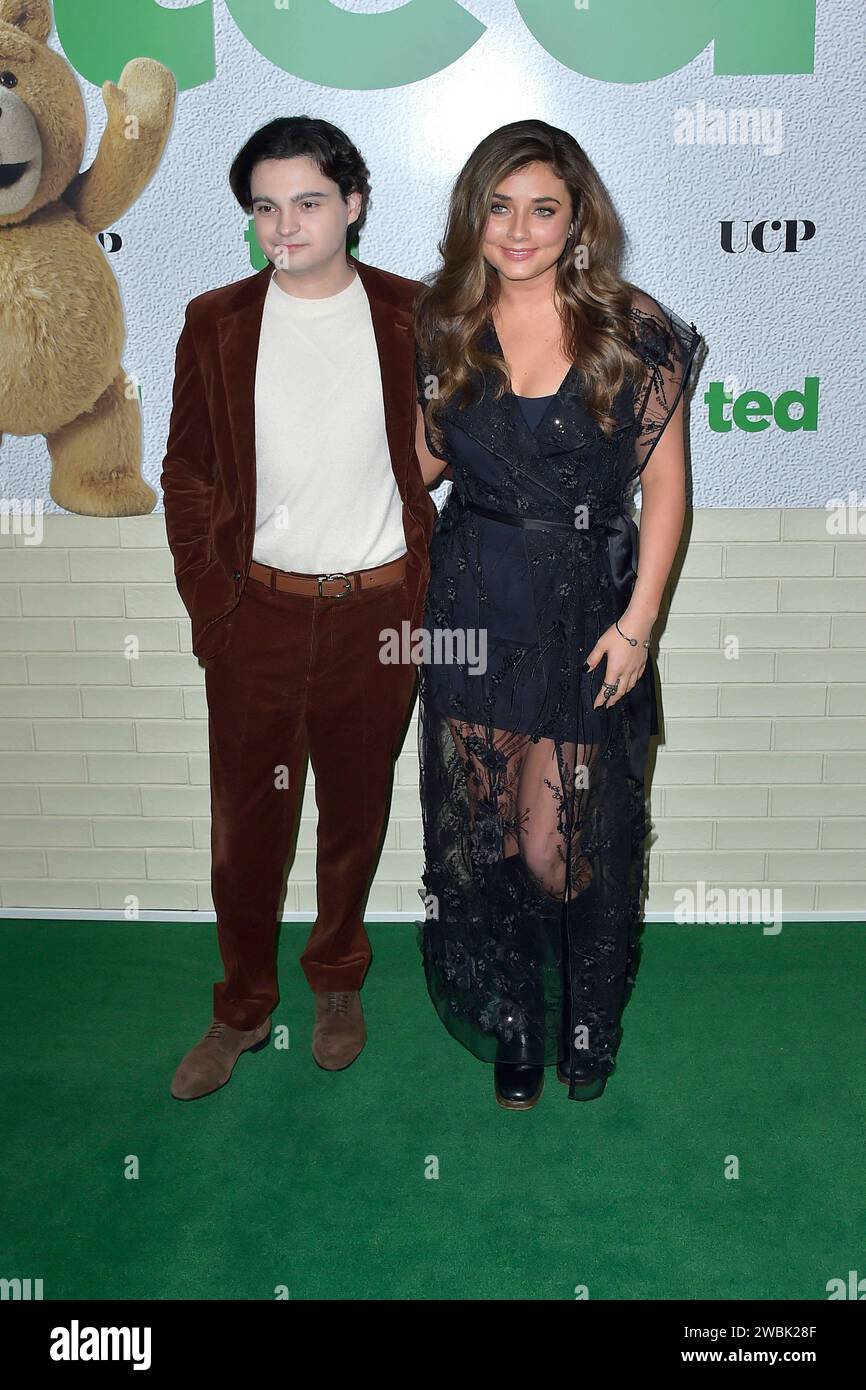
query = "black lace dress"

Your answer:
(414, 293), (702, 1099)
